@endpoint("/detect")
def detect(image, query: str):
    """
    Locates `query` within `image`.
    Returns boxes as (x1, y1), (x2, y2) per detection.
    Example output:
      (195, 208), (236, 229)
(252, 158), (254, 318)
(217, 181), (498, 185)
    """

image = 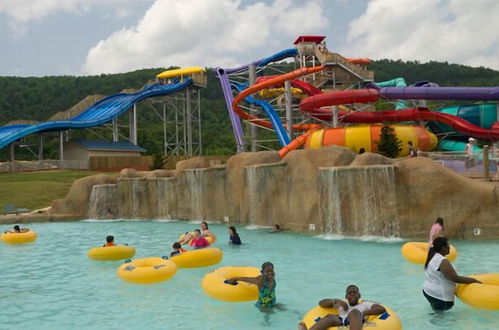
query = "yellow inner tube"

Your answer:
(401, 242), (457, 264)
(456, 273), (499, 310)
(202, 266), (260, 302)
(302, 304), (402, 330)
(178, 232), (215, 245)
(117, 257), (177, 284)
(170, 247), (223, 268)
(0, 230), (37, 244)
(88, 246), (136, 261)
